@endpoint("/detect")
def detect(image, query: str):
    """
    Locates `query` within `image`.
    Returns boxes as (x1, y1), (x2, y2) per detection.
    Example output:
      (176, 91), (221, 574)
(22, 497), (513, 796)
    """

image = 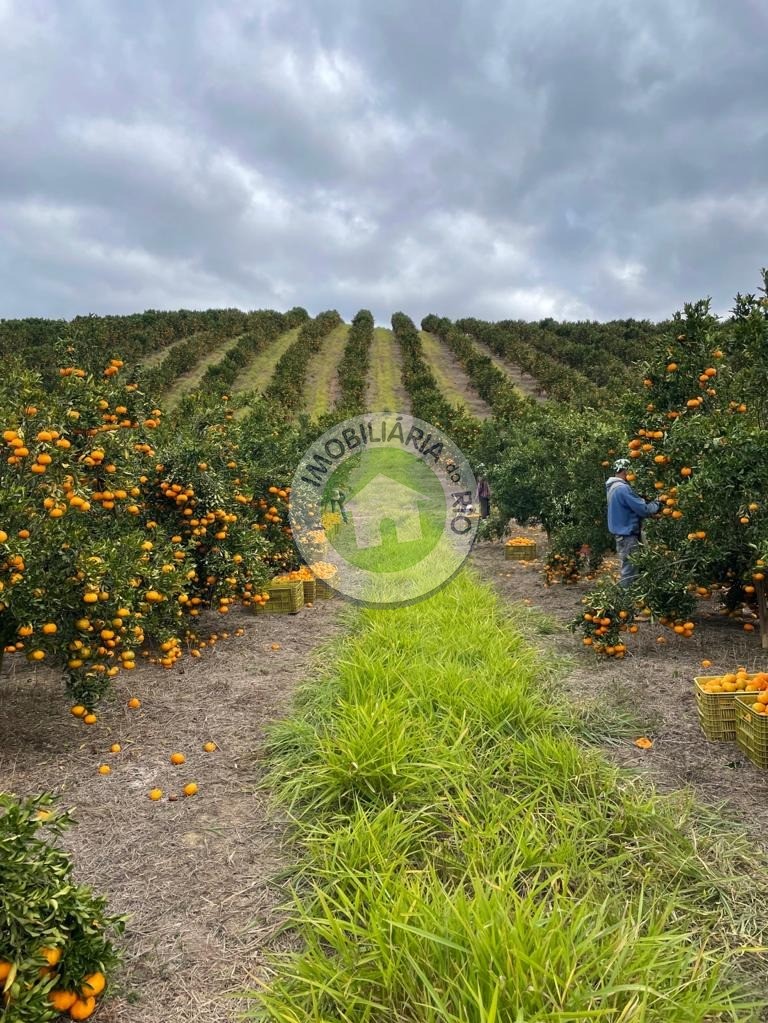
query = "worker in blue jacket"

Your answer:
(606, 458), (661, 586)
